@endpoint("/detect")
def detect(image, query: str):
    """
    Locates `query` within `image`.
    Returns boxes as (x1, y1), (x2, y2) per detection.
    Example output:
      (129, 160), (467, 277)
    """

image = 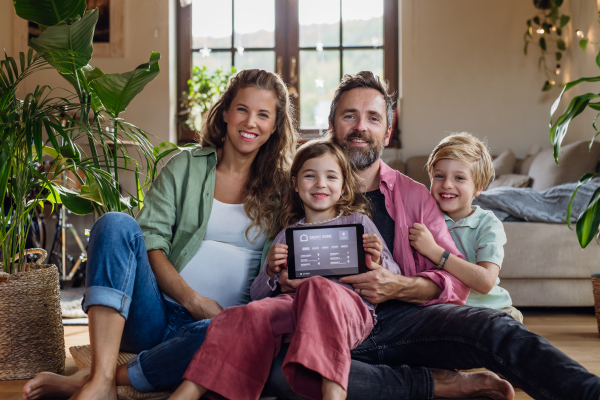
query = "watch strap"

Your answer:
(436, 250), (451, 270)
